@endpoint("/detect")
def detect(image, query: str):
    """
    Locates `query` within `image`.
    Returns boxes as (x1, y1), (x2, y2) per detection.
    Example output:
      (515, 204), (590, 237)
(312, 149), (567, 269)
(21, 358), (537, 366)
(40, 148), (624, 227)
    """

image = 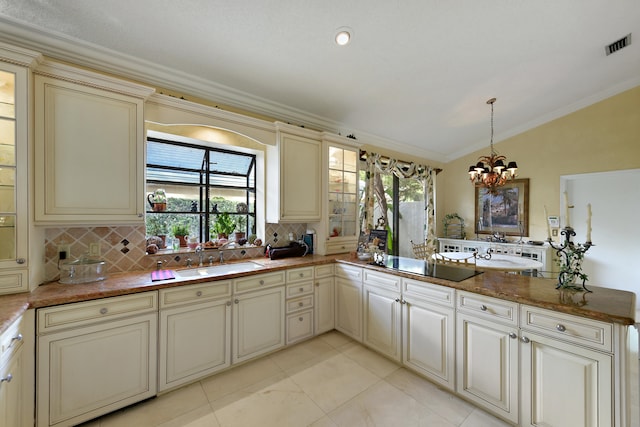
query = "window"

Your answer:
(145, 136), (256, 245)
